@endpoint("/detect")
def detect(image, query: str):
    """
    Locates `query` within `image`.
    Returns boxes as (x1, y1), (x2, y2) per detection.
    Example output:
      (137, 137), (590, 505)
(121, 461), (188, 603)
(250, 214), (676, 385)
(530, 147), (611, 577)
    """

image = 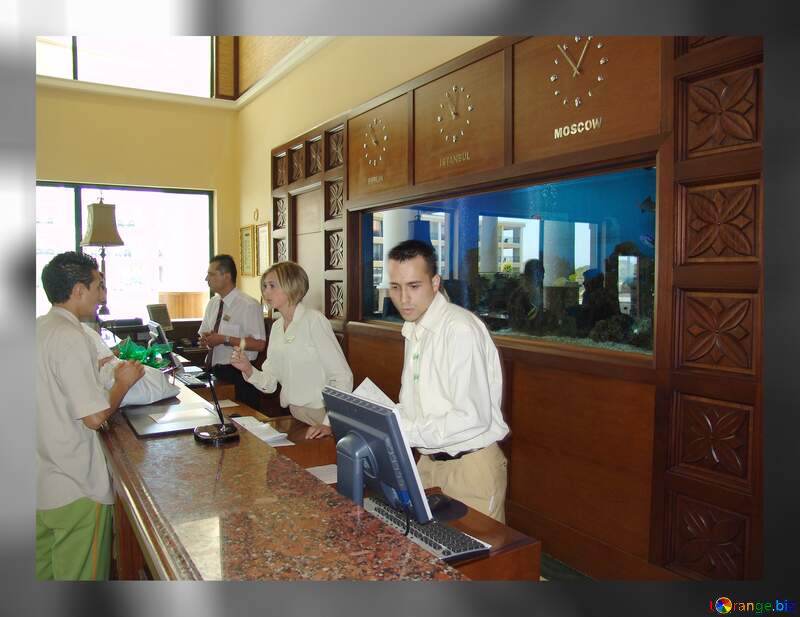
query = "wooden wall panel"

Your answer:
(514, 36), (660, 162)
(414, 52), (505, 184)
(509, 362), (656, 560)
(345, 323), (404, 402)
(295, 189), (324, 313)
(348, 94), (411, 199)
